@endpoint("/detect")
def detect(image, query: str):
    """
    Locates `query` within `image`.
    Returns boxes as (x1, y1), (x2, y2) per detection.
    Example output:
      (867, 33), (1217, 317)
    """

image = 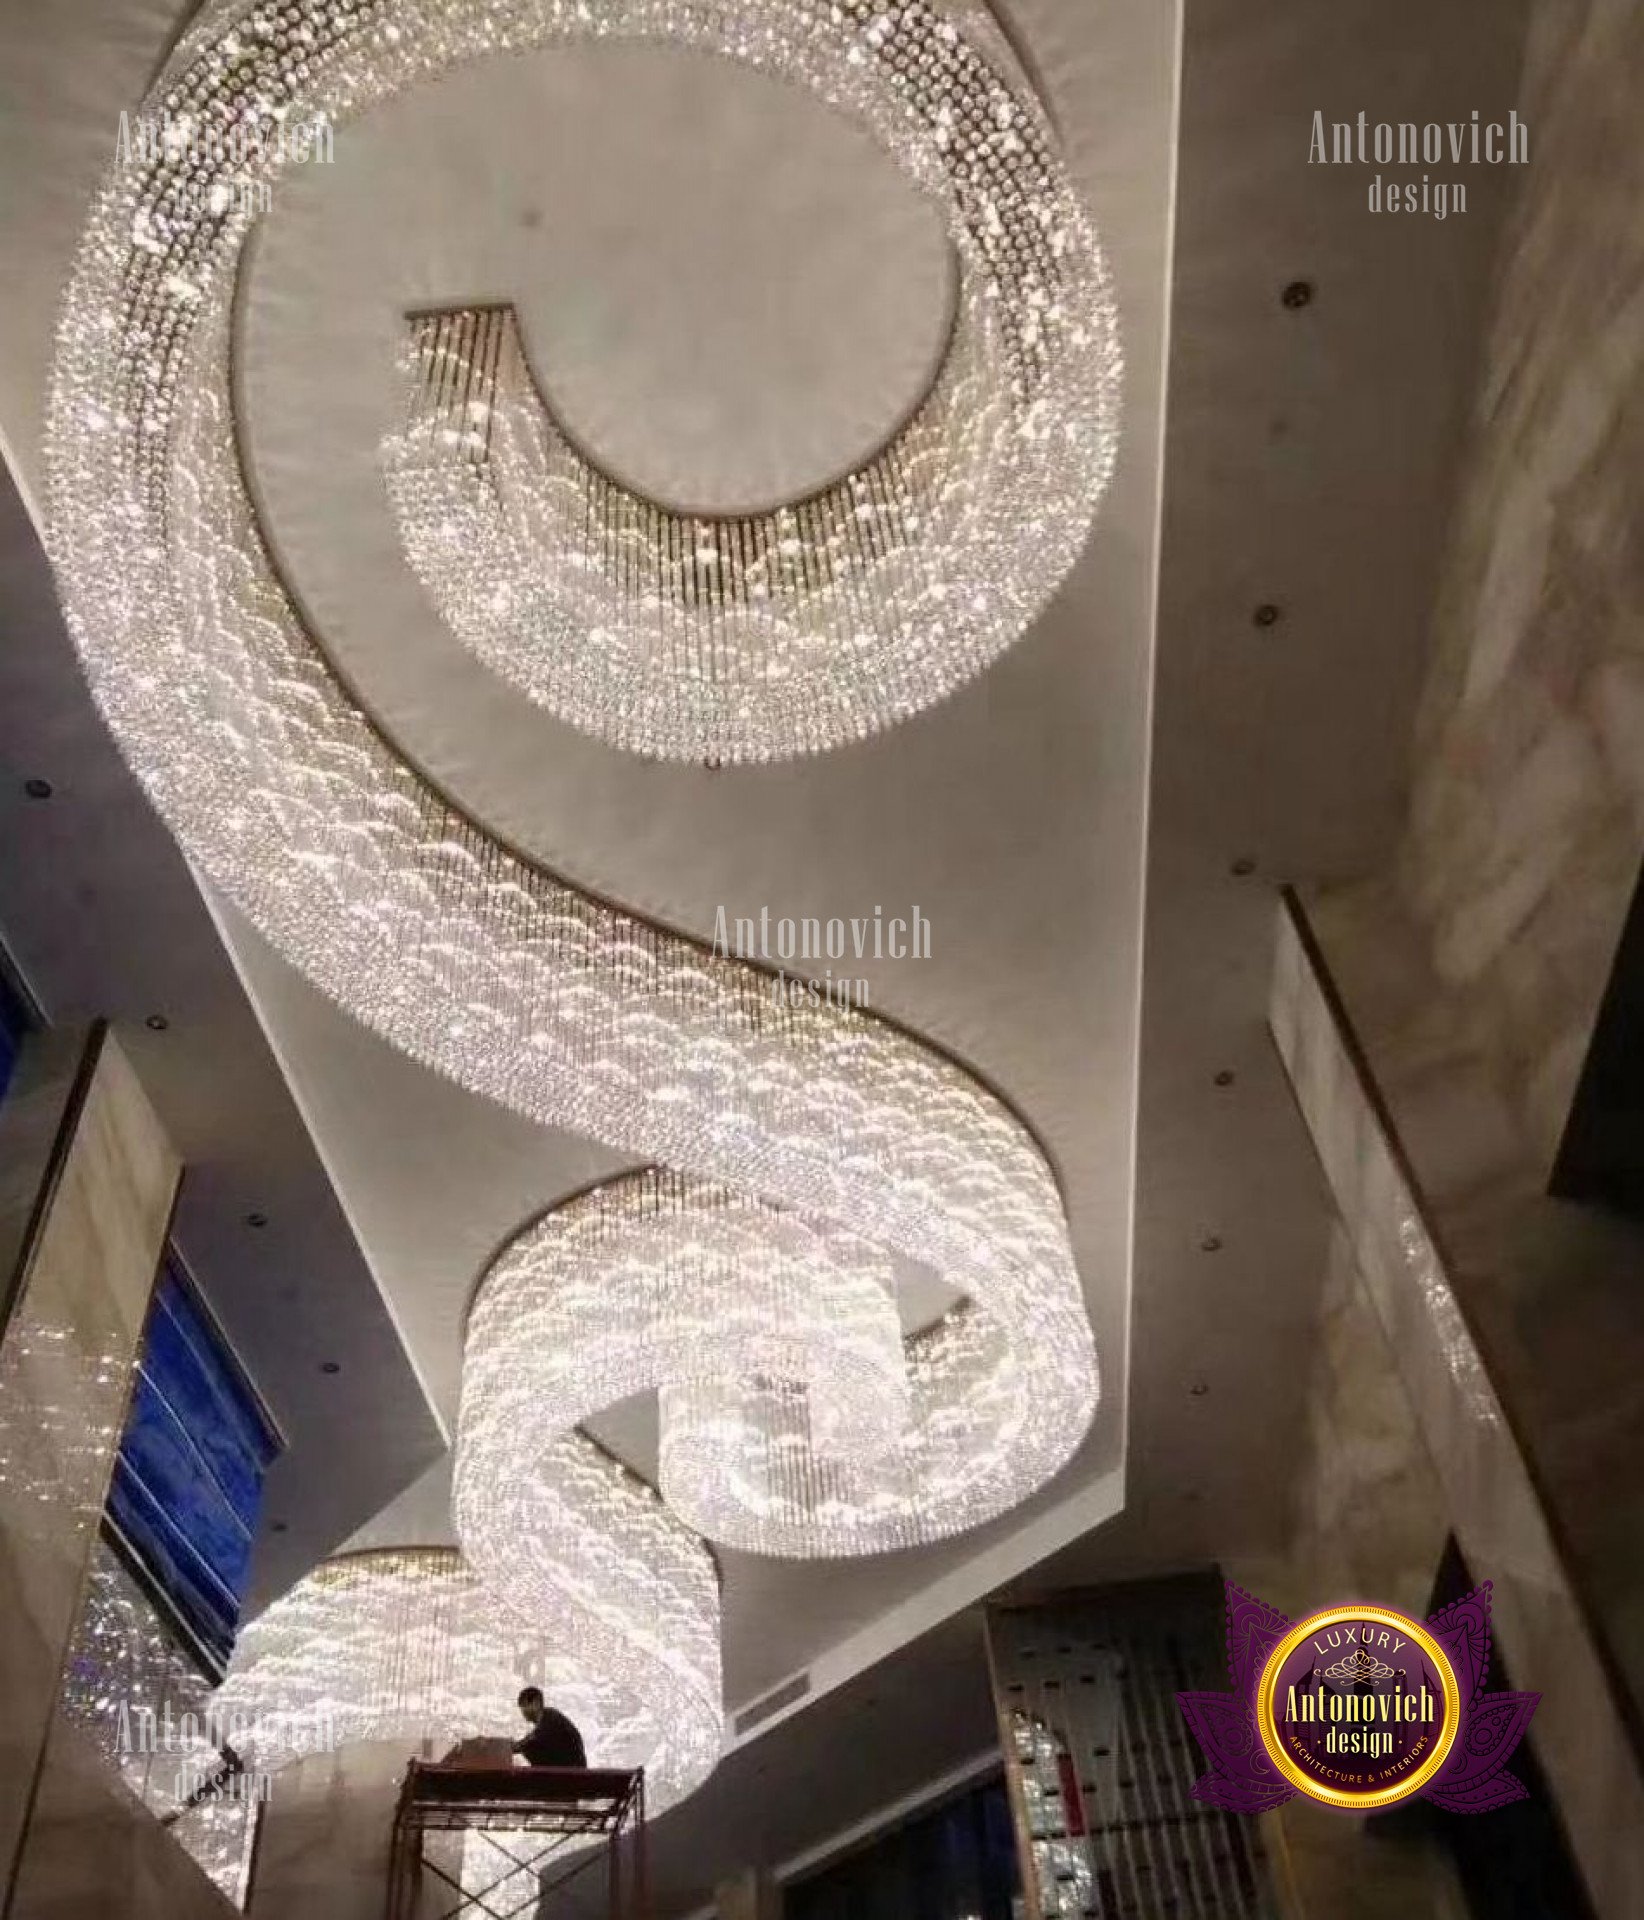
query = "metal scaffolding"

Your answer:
(385, 1763), (647, 1920)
